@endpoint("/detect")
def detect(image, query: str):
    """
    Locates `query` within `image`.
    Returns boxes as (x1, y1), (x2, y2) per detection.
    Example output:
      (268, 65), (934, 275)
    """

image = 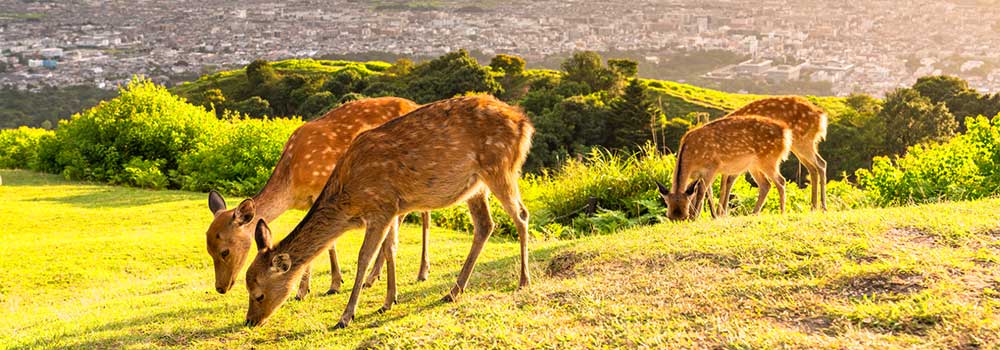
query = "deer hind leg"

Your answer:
(325, 244), (343, 295)
(768, 170), (787, 214)
(295, 266), (311, 300)
(334, 215), (394, 329)
(793, 149), (821, 211)
(748, 170), (771, 214)
(418, 211), (431, 282)
(814, 151), (828, 211)
(379, 216), (400, 313)
(487, 175), (531, 288)
(445, 190), (495, 302)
